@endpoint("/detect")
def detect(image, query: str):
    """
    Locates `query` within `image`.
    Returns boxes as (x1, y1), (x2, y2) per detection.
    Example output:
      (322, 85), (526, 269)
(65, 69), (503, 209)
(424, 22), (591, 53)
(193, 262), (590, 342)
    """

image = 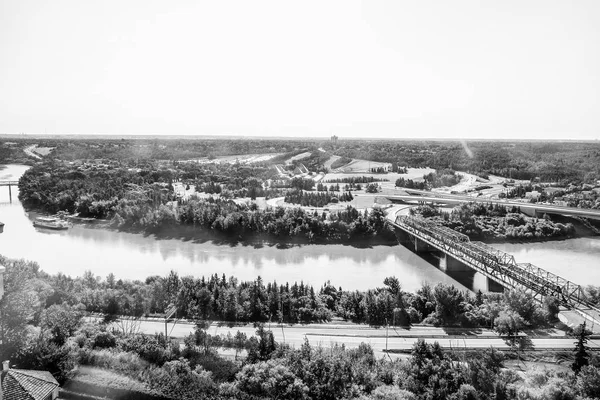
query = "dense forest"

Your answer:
(2, 255), (600, 399)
